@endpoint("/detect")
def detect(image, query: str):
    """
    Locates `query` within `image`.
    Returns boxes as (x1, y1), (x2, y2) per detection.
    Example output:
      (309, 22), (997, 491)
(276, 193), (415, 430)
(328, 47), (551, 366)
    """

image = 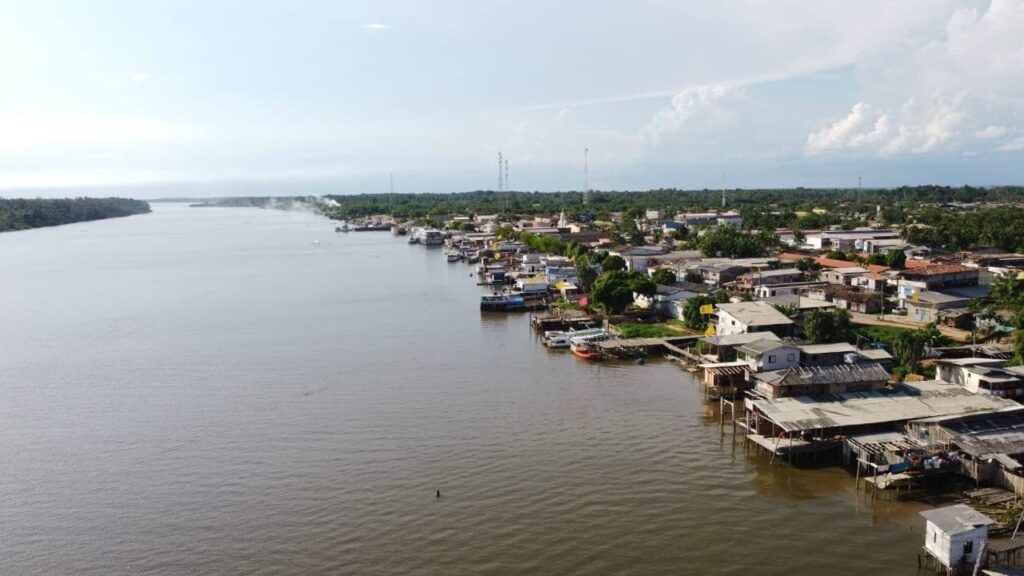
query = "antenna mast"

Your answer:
(584, 147), (590, 203)
(721, 173), (726, 209)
